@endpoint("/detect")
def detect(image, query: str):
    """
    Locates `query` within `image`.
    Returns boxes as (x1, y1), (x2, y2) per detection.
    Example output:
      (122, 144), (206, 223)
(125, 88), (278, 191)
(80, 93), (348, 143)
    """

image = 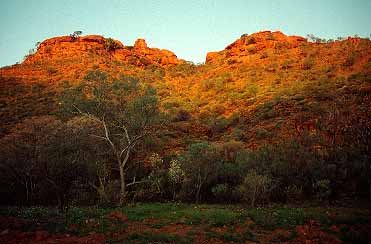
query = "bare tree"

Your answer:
(62, 70), (162, 204)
